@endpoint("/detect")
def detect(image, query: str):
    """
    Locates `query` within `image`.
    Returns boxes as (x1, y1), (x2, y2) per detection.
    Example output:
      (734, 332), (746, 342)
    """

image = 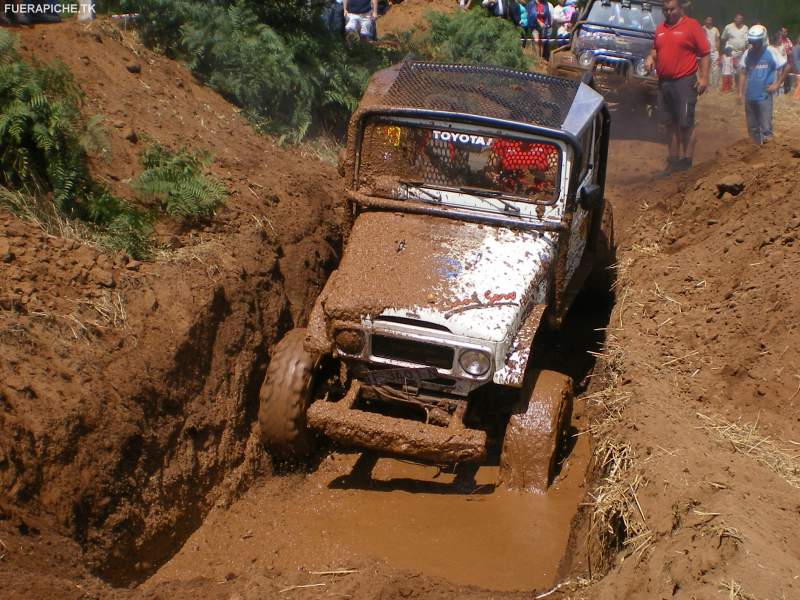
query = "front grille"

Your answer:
(373, 316), (451, 332)
(371, 335), (454, 370)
